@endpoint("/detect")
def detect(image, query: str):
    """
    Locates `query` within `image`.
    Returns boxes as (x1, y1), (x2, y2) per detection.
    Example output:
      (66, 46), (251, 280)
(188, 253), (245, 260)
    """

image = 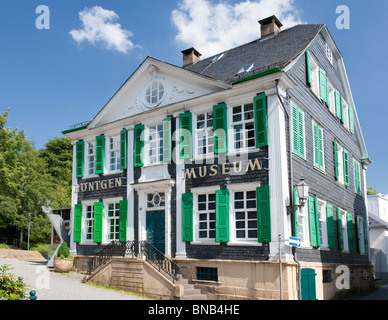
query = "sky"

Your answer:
(0, 0), (387, 193)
